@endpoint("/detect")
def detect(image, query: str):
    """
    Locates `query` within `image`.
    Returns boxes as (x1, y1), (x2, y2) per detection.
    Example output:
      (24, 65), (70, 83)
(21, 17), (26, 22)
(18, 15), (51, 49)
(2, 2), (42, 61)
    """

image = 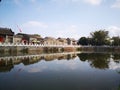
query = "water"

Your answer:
(0, 52), (120, 90)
